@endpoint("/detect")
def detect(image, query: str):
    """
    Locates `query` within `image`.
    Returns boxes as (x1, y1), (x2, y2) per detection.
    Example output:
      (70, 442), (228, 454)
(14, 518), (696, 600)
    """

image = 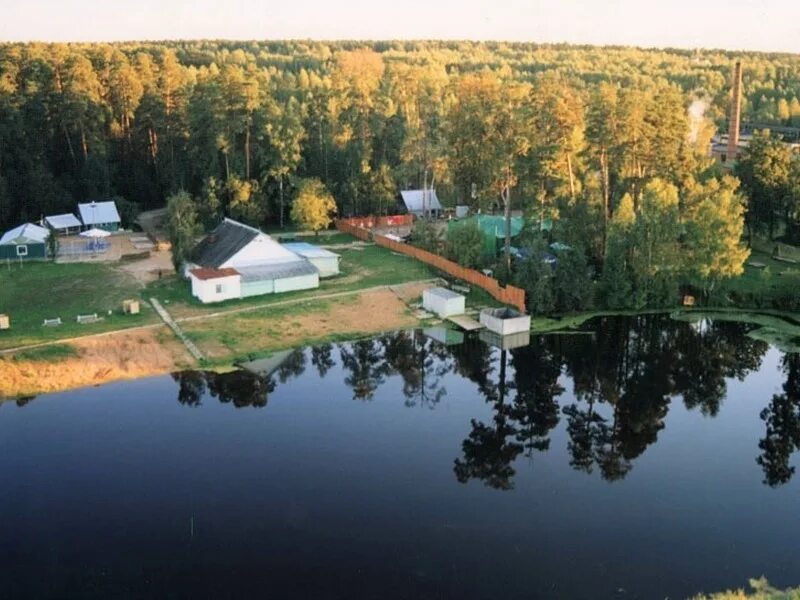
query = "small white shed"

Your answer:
(479, 307), (531, 336)
(422, 287), (465, 318)
(189, 268), (242, 304)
